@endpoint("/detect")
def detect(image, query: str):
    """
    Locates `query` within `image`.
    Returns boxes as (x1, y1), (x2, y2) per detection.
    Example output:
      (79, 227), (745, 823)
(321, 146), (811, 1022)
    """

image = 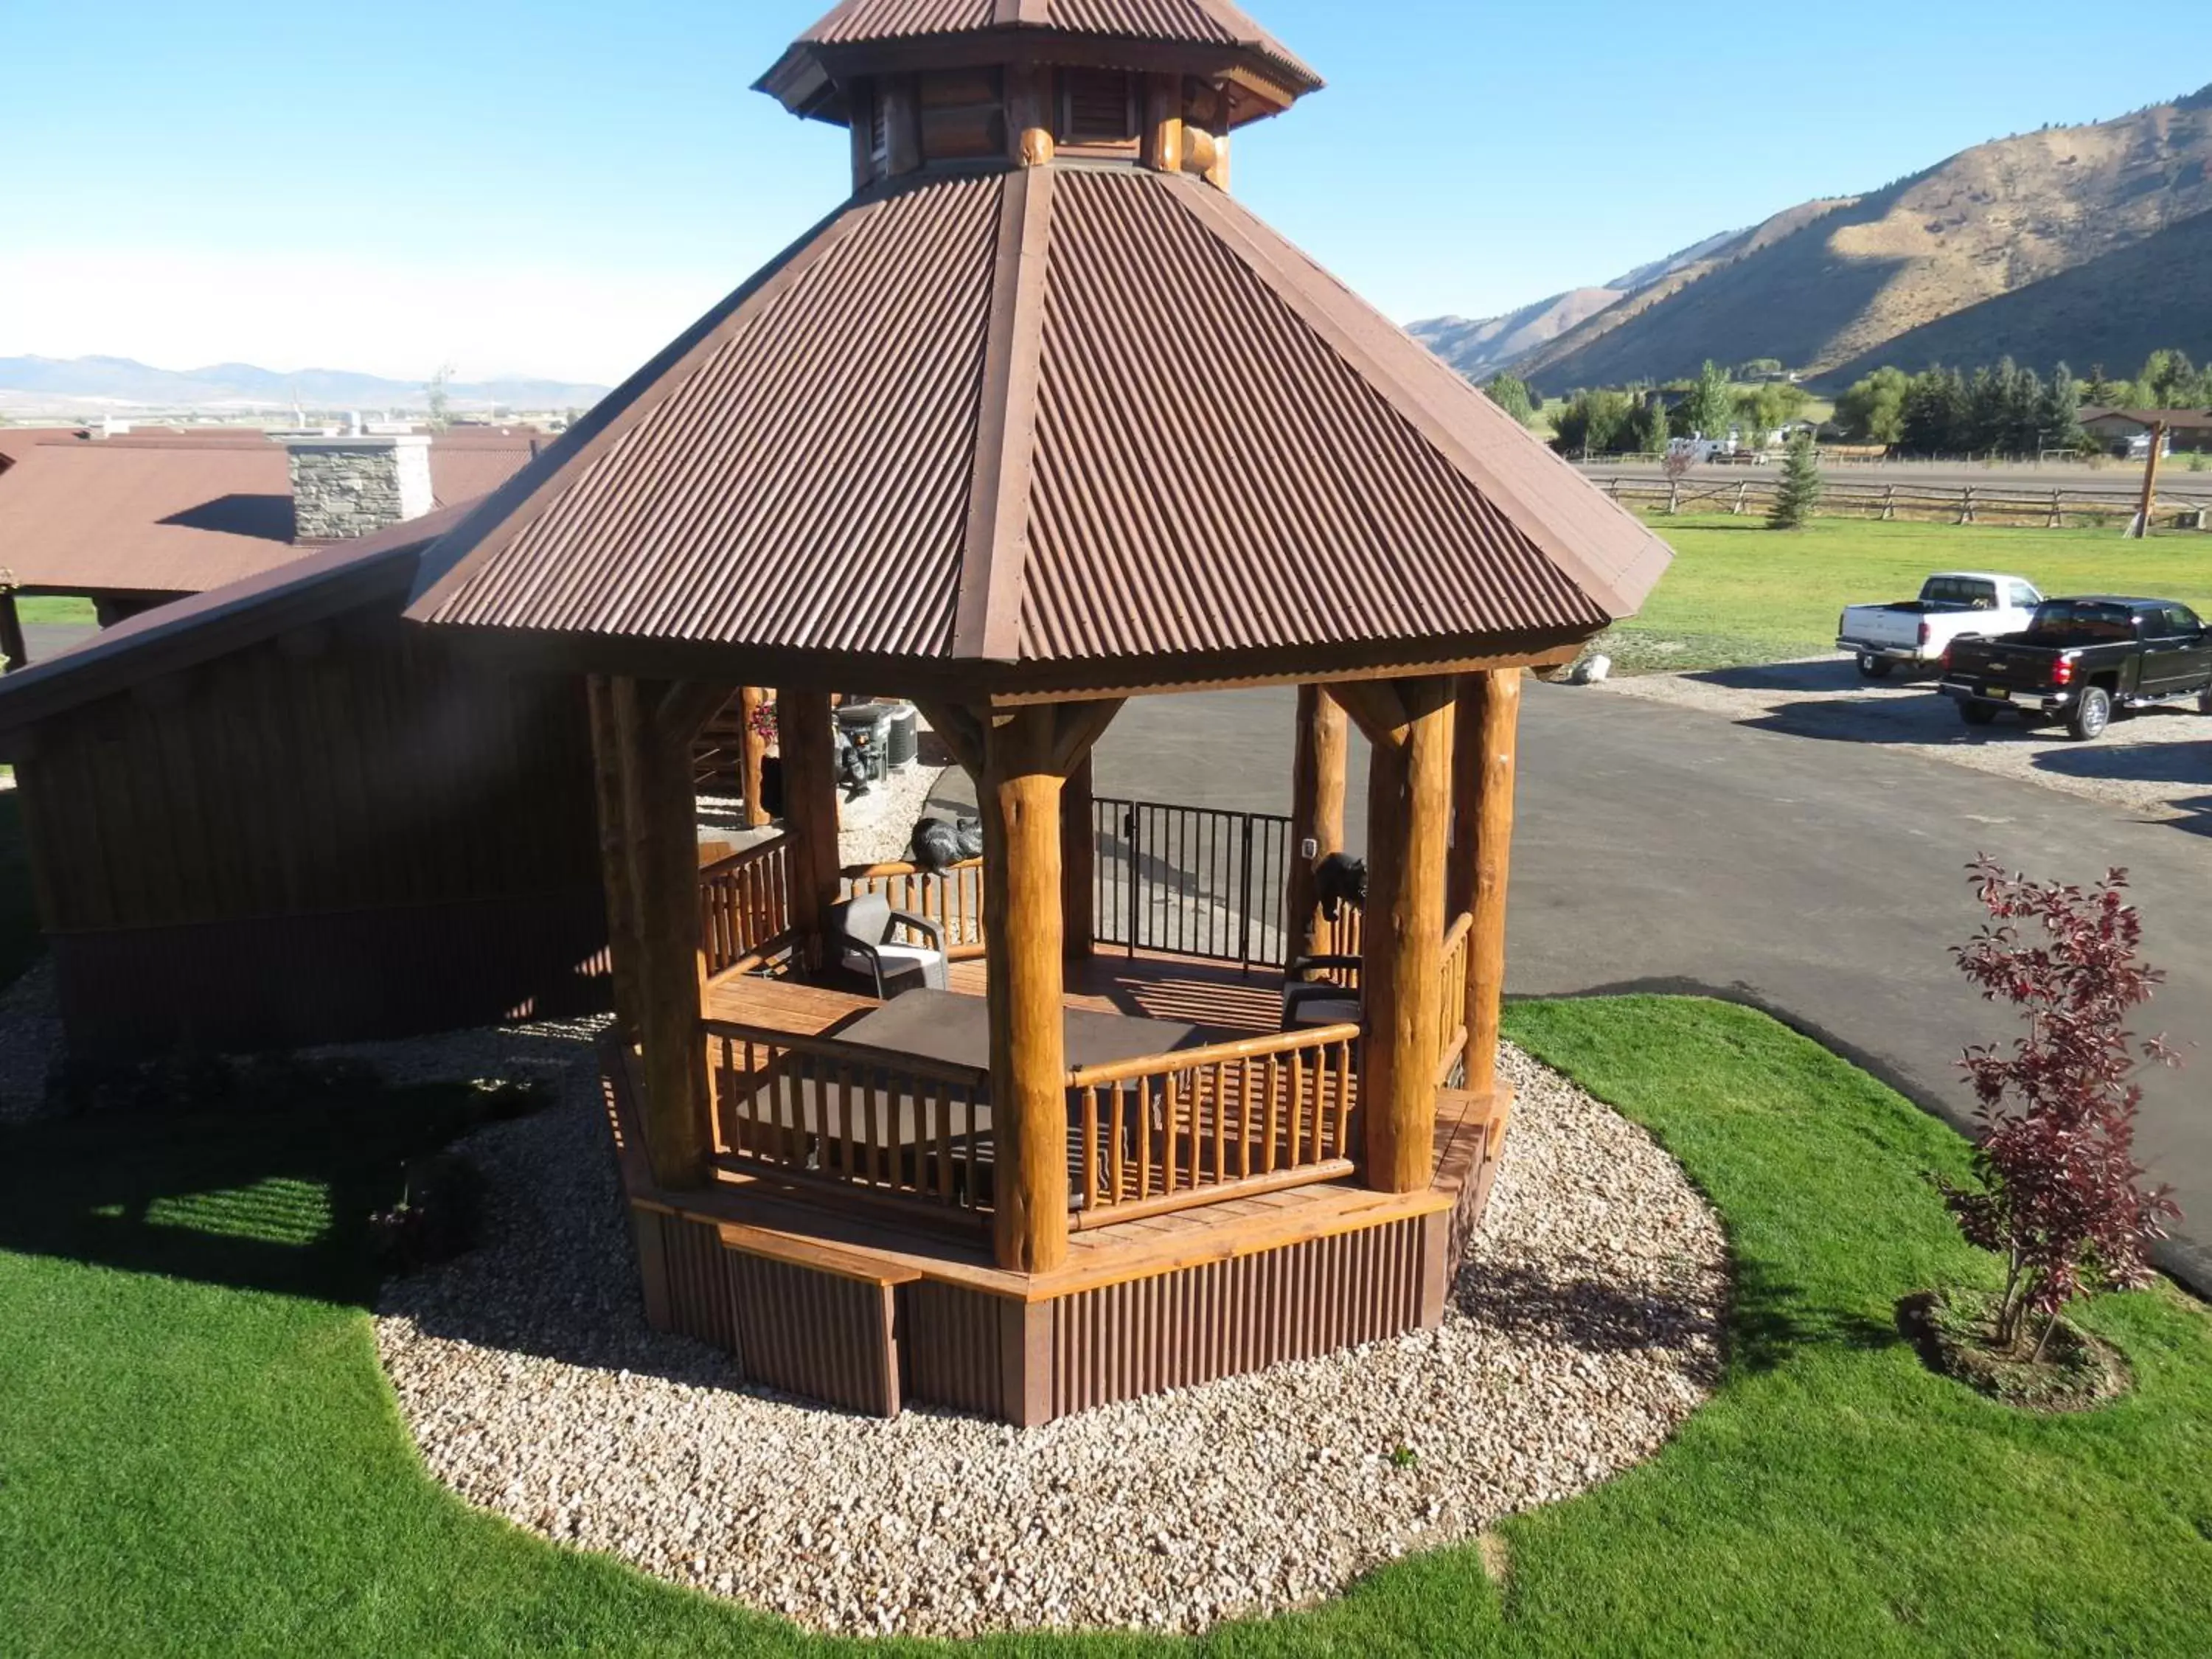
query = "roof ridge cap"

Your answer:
(1164, 176), (1666, 621)
(951, 166), (1055, 662)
